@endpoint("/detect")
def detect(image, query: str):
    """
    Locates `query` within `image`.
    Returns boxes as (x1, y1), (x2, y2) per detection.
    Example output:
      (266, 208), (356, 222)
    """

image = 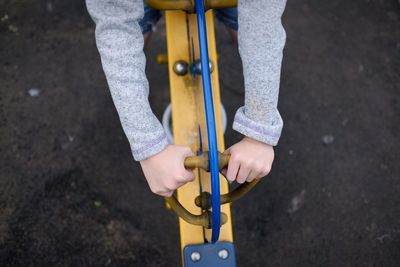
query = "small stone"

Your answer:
(8, 24), (18, 33)
(46, 2), (53, 12)
(358, 64), (364, 73)
(28, 88), (40, 97)
(322, 135), (334, 145)
(288, 189), (306, 214)
(1, 14), (9, 22)
(61, 143), (70, 150)
(377, 234), (390, 243)
(380, 163), (388, 170)
(341, 118), (349, 126)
